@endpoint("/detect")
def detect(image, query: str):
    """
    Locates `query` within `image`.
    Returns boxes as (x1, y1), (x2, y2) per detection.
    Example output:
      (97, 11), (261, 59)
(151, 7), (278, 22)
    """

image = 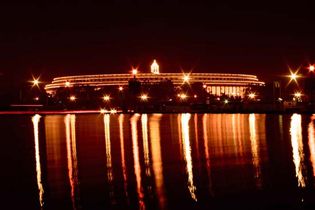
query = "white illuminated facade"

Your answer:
(151, 59), (159, 74)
